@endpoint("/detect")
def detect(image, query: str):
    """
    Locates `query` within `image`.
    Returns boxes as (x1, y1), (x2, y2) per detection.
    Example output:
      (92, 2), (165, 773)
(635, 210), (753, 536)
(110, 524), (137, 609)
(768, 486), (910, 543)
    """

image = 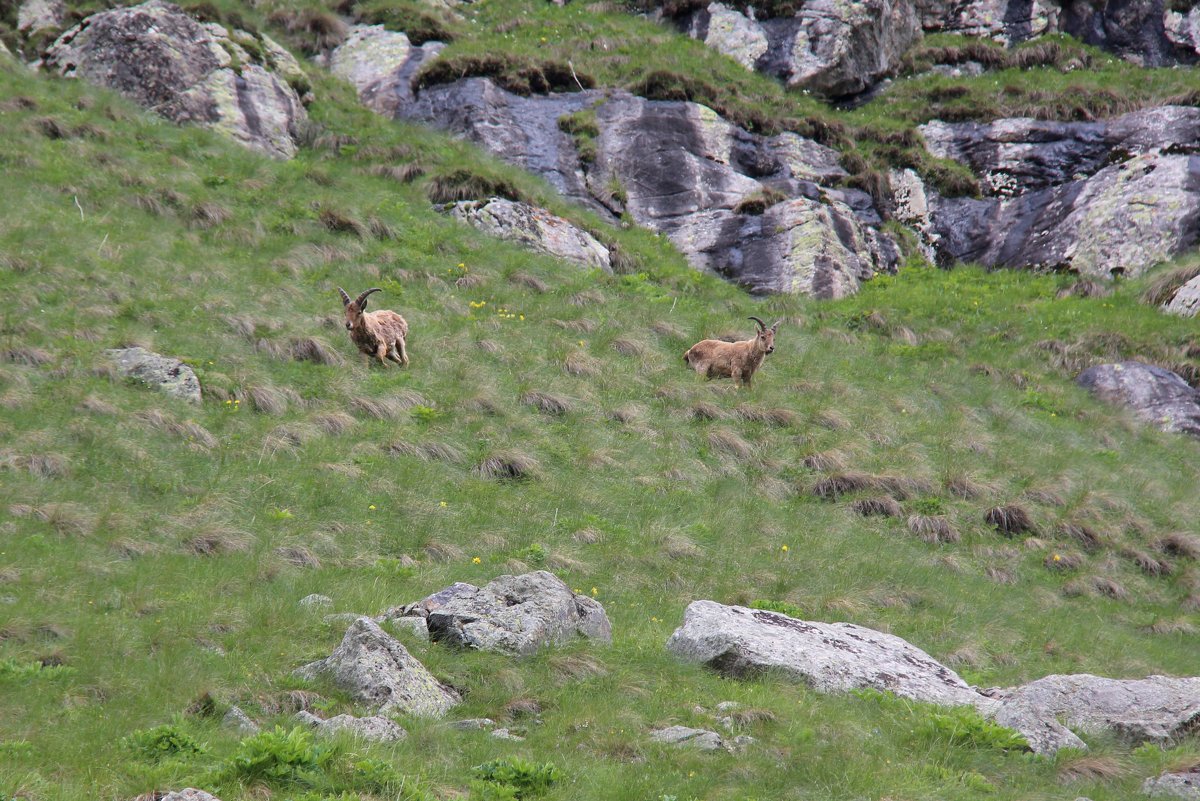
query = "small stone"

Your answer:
(221, 706), (259, 735)
(296, 711), (407, 743)
(451, 718), (496, 730)
(300, 594), (333, 608)
(649, 725), (724, 751)
(161, 791), (221, 801)
(490, 727), (525, 741)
